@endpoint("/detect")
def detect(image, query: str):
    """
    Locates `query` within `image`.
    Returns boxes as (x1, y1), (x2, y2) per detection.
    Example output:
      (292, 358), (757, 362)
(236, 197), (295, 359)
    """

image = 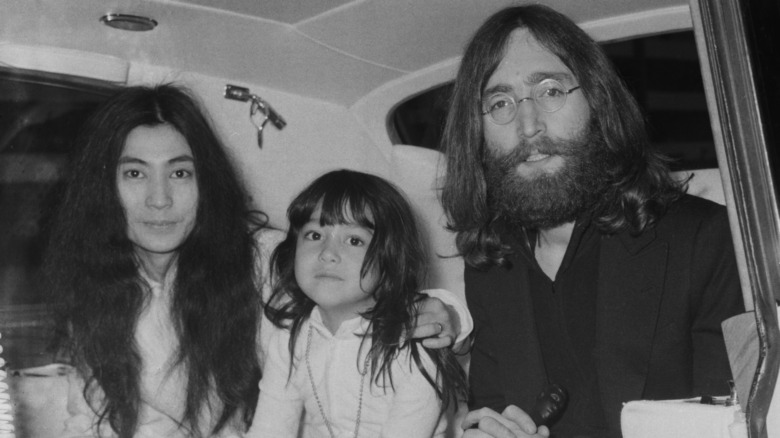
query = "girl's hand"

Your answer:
(412, 296), (460, 348)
